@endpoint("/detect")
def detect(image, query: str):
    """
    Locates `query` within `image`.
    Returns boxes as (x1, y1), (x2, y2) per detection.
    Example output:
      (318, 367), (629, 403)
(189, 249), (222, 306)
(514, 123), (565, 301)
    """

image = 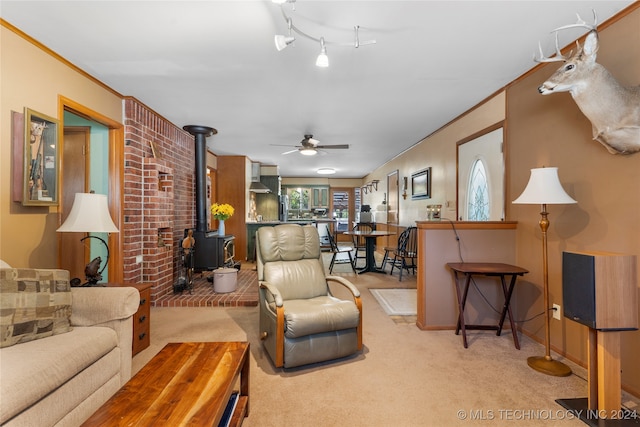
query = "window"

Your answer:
(287, 187), (310, 219)
(467, 159), (490, 221)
